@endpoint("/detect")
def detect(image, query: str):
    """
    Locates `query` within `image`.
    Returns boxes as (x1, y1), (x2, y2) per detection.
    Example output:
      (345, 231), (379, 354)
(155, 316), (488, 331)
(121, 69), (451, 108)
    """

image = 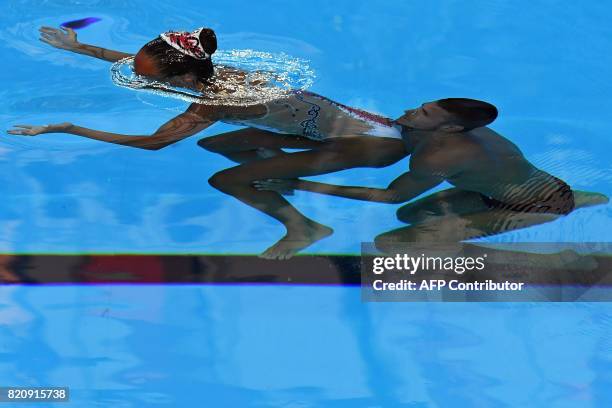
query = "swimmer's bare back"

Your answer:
(424, 127), (568, 206)
(254, 126), (595, 212)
